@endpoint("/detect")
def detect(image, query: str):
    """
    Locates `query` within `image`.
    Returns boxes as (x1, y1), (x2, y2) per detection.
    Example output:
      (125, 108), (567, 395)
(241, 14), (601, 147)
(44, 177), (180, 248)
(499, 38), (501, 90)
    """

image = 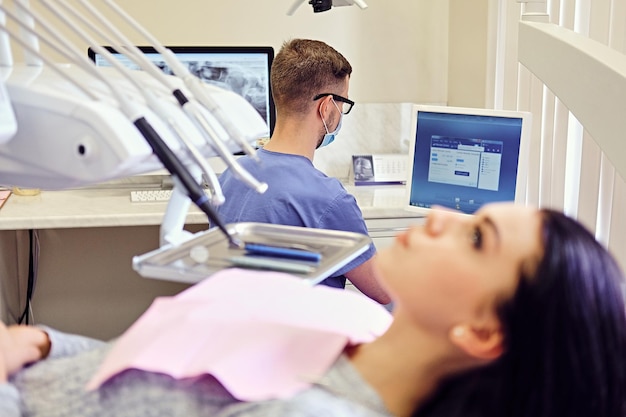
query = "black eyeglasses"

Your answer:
(313, 93), (355, 115)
